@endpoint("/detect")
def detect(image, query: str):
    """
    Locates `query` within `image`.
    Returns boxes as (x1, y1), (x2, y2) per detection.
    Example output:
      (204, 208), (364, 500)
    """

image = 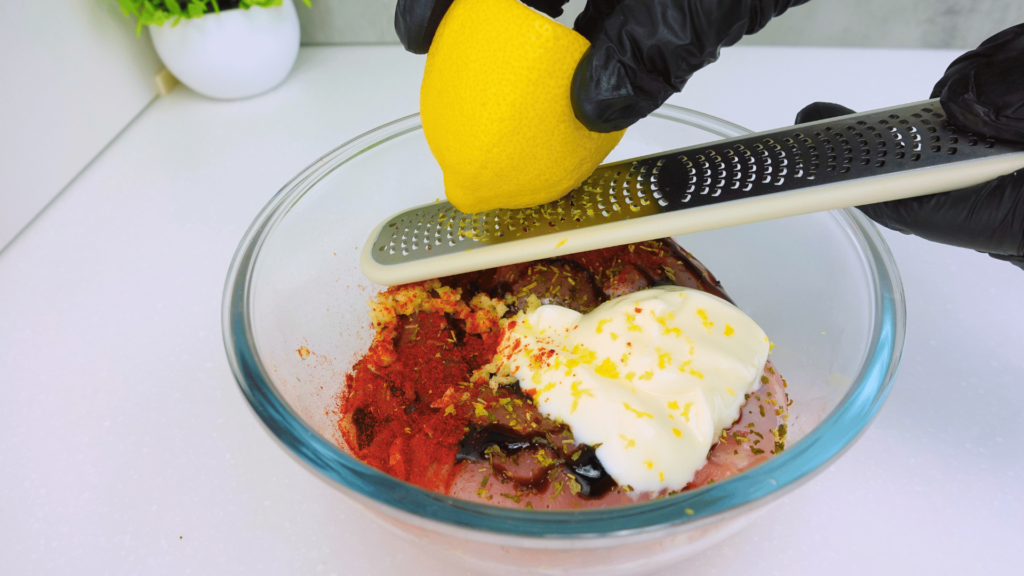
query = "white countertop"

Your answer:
(2, 45), (1022, 575)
